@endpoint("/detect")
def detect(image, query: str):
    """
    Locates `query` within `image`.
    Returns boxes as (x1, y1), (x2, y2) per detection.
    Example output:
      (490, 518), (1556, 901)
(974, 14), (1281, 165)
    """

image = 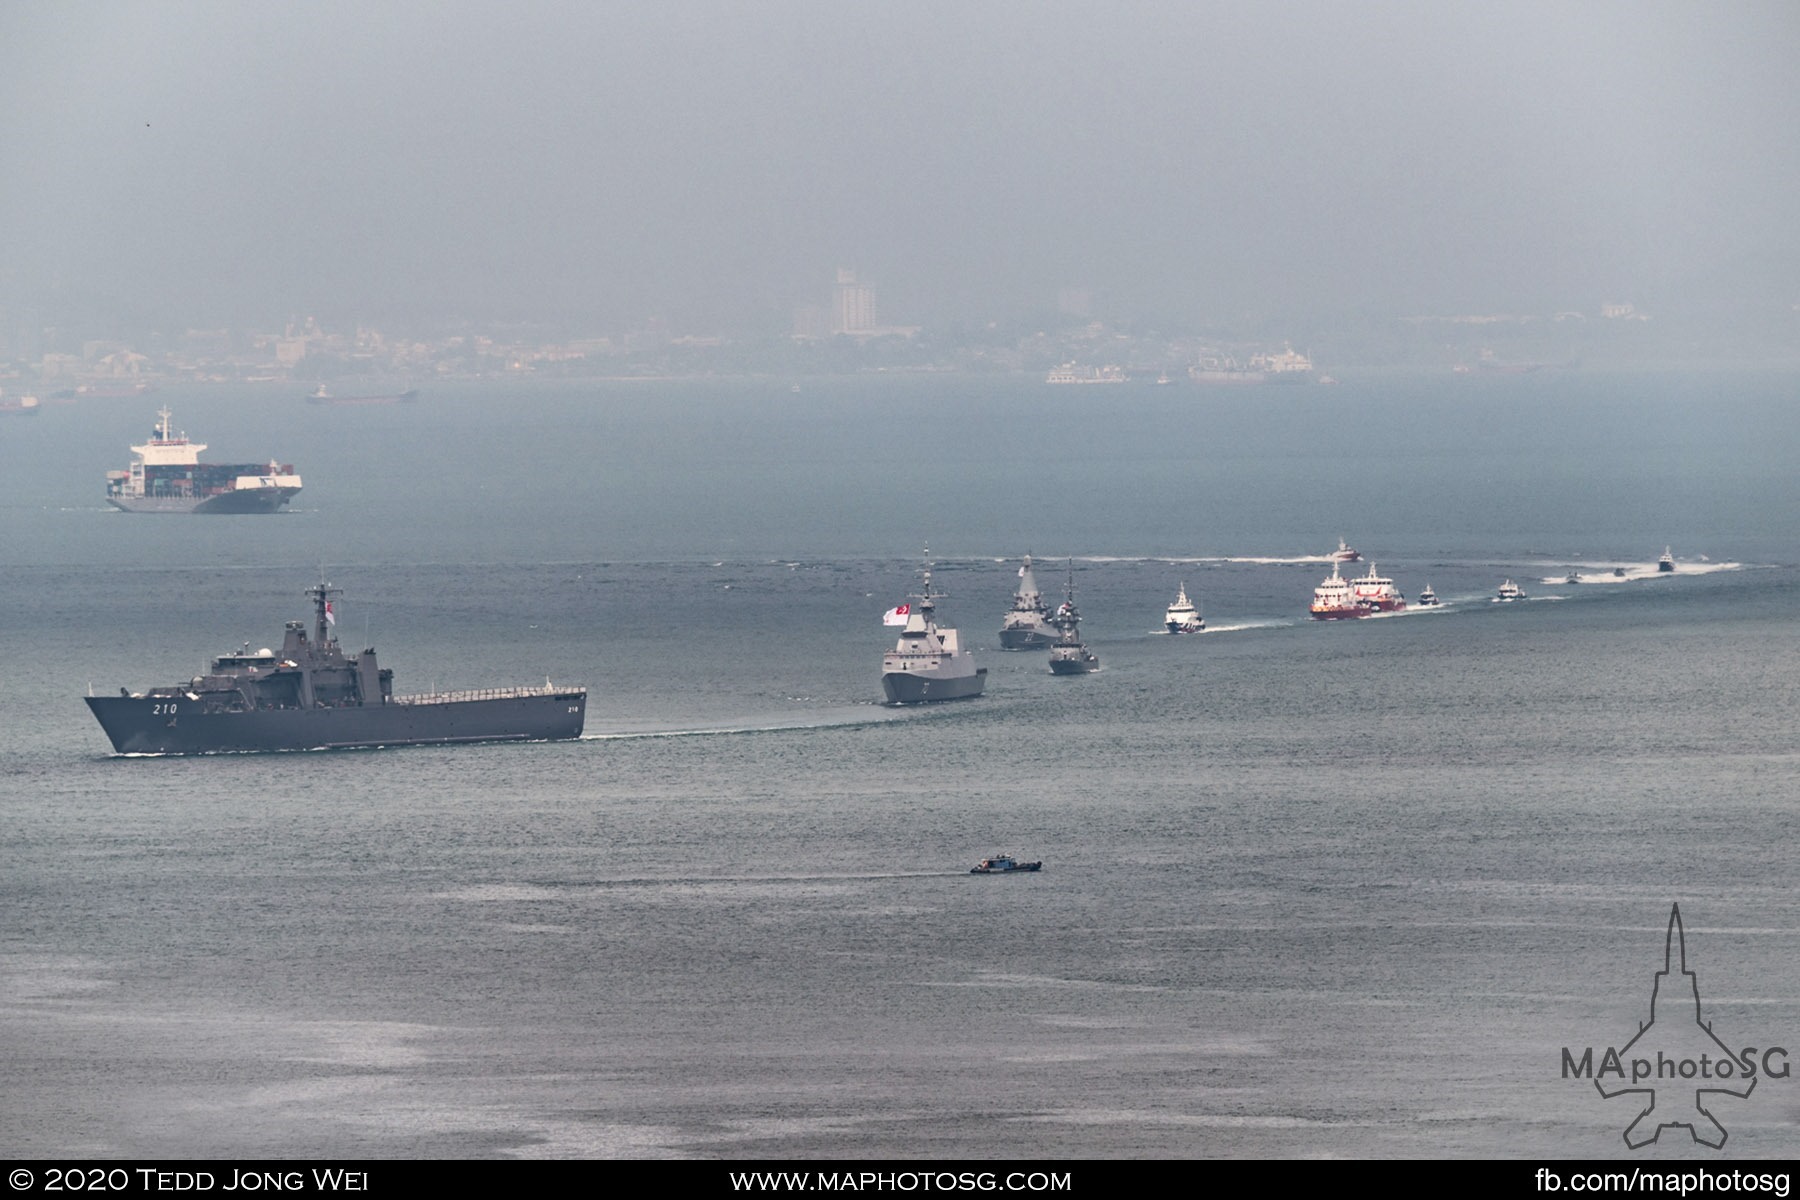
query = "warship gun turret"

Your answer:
(84, 580), (586, 754)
